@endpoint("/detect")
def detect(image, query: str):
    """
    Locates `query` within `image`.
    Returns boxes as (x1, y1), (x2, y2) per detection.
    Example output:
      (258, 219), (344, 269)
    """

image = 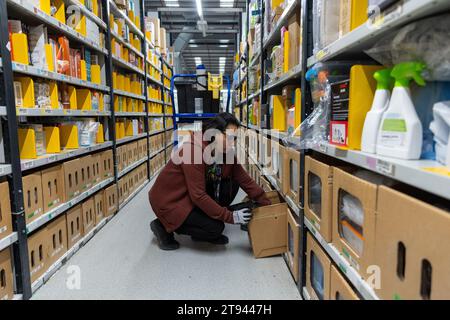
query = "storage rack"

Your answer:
(235, 0), (450, 300)
(0, 0), (174, 299)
